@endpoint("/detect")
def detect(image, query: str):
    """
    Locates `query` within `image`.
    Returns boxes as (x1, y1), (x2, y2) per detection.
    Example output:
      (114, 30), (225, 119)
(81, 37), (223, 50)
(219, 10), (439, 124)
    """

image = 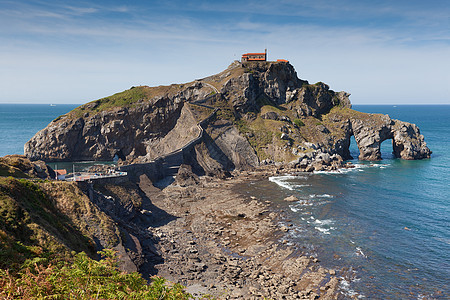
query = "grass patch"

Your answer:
(212, 99), (236, 121)
(0, 156), (33, 178)
(256, 95), (275, 107)
(0, 177), (123, 272)
(187, 103), (215, 122)
(68, 83), (189, 119)
(71, 86), (153, 117)
(0, 163), (29, 178)
(235, 117), (282, 160)
(259, 104), (285, 115)
(293, 119), (305, 127)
